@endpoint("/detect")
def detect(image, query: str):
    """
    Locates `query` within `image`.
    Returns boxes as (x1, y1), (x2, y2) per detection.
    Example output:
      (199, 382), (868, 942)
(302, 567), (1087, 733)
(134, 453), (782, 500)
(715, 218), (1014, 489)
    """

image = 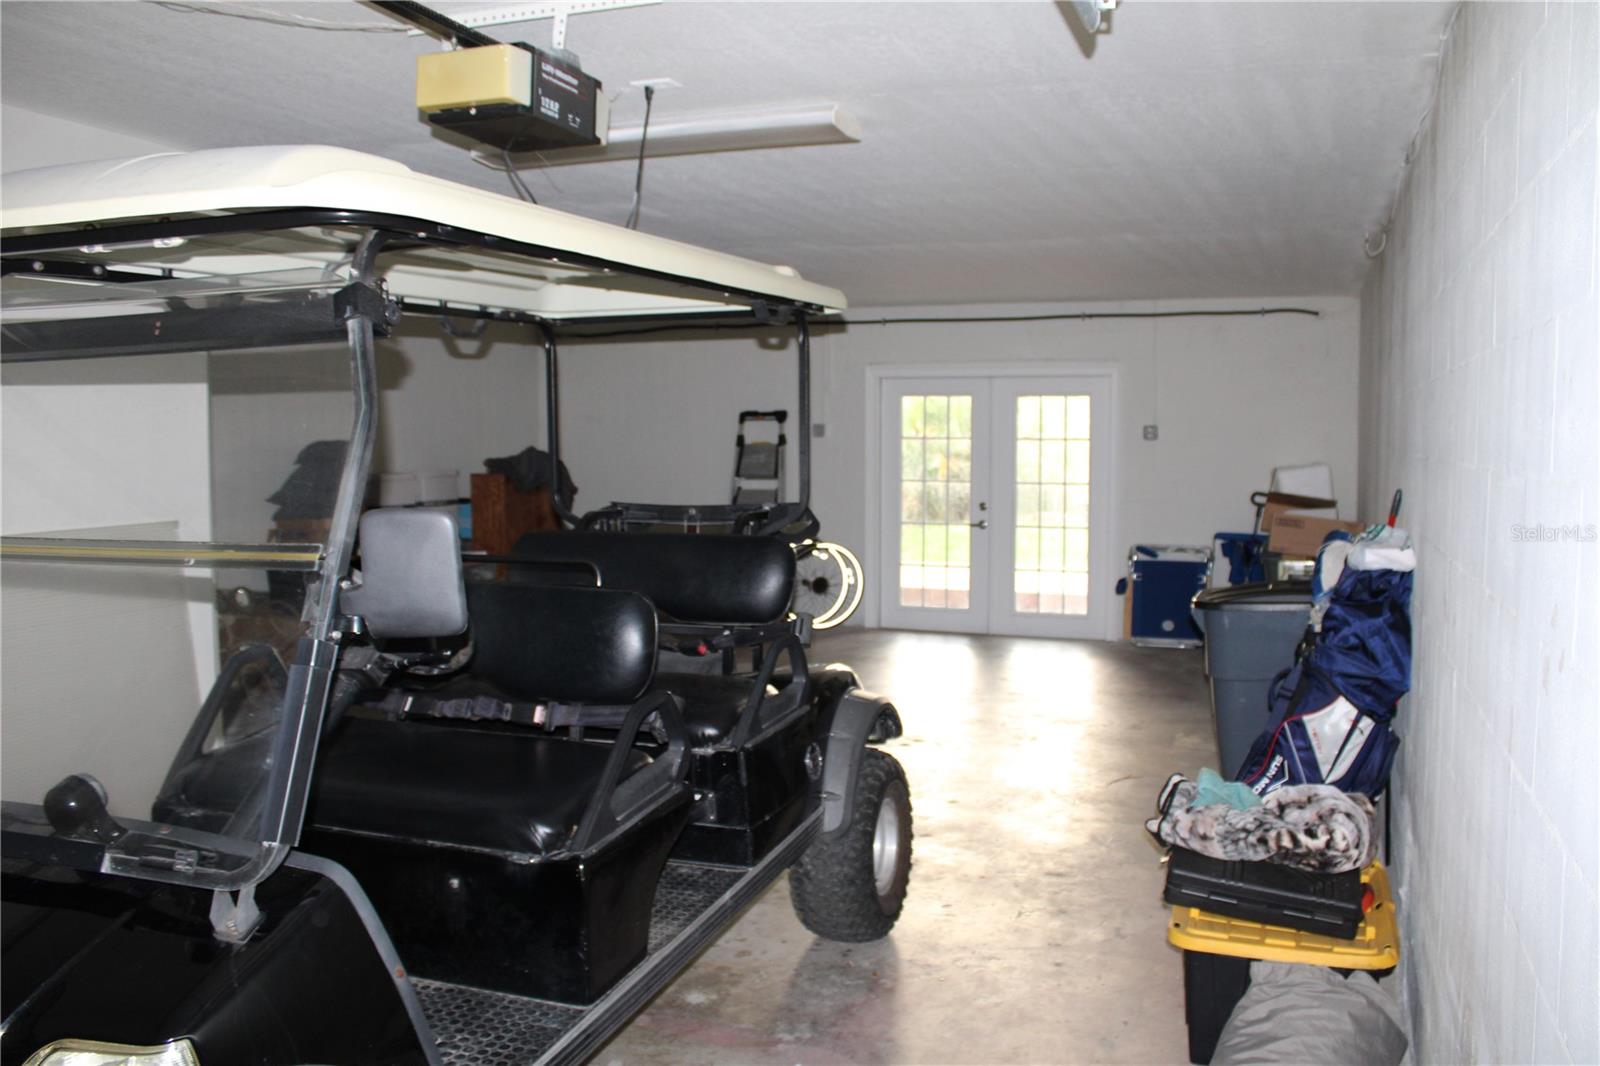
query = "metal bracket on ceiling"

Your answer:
(751, 300), (795, 328)
(440, 307), (491, 339)
(406, 0), (661, 39)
